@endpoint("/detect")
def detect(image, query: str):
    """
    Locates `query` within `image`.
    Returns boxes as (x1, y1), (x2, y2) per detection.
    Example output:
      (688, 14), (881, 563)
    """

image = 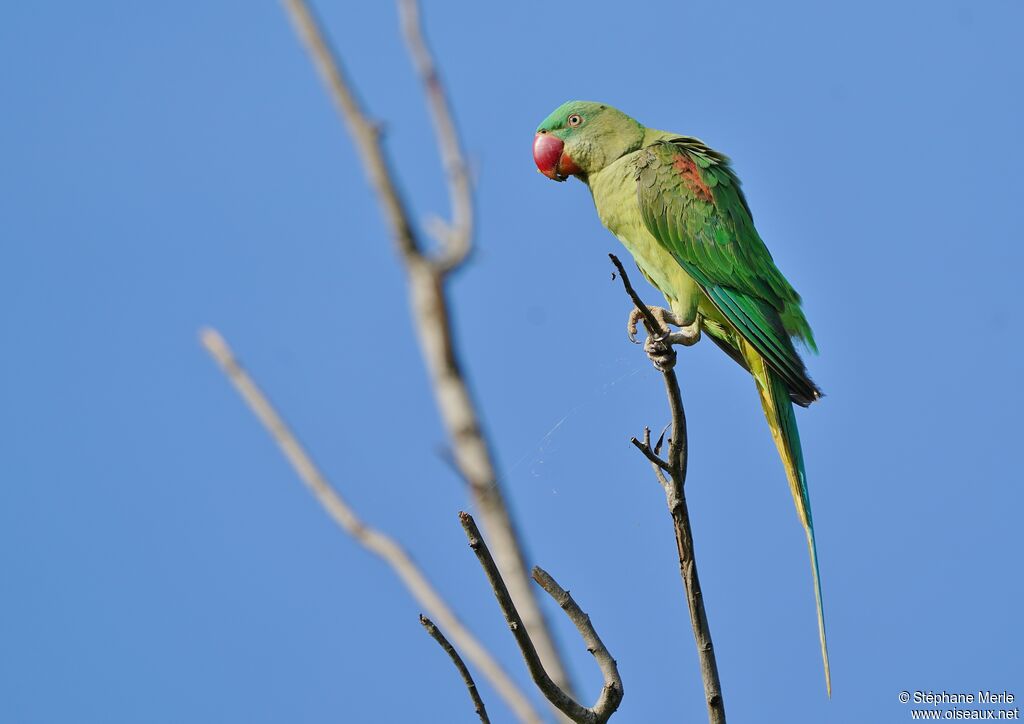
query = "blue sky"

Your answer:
(2, 1), (1021, 722)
